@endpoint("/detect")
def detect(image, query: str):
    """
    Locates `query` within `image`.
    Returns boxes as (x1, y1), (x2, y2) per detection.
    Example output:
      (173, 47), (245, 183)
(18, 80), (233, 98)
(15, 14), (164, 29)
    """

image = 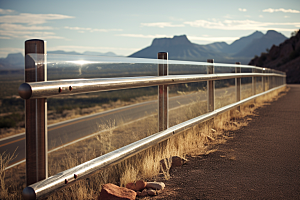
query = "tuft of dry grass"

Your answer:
(1, 85), (288, 199)
(0, 148), (18, 199)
